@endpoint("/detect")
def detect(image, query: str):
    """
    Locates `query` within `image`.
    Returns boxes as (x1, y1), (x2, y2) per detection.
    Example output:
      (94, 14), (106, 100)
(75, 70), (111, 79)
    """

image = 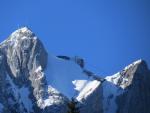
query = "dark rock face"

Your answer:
(116, 60), (150, 113)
